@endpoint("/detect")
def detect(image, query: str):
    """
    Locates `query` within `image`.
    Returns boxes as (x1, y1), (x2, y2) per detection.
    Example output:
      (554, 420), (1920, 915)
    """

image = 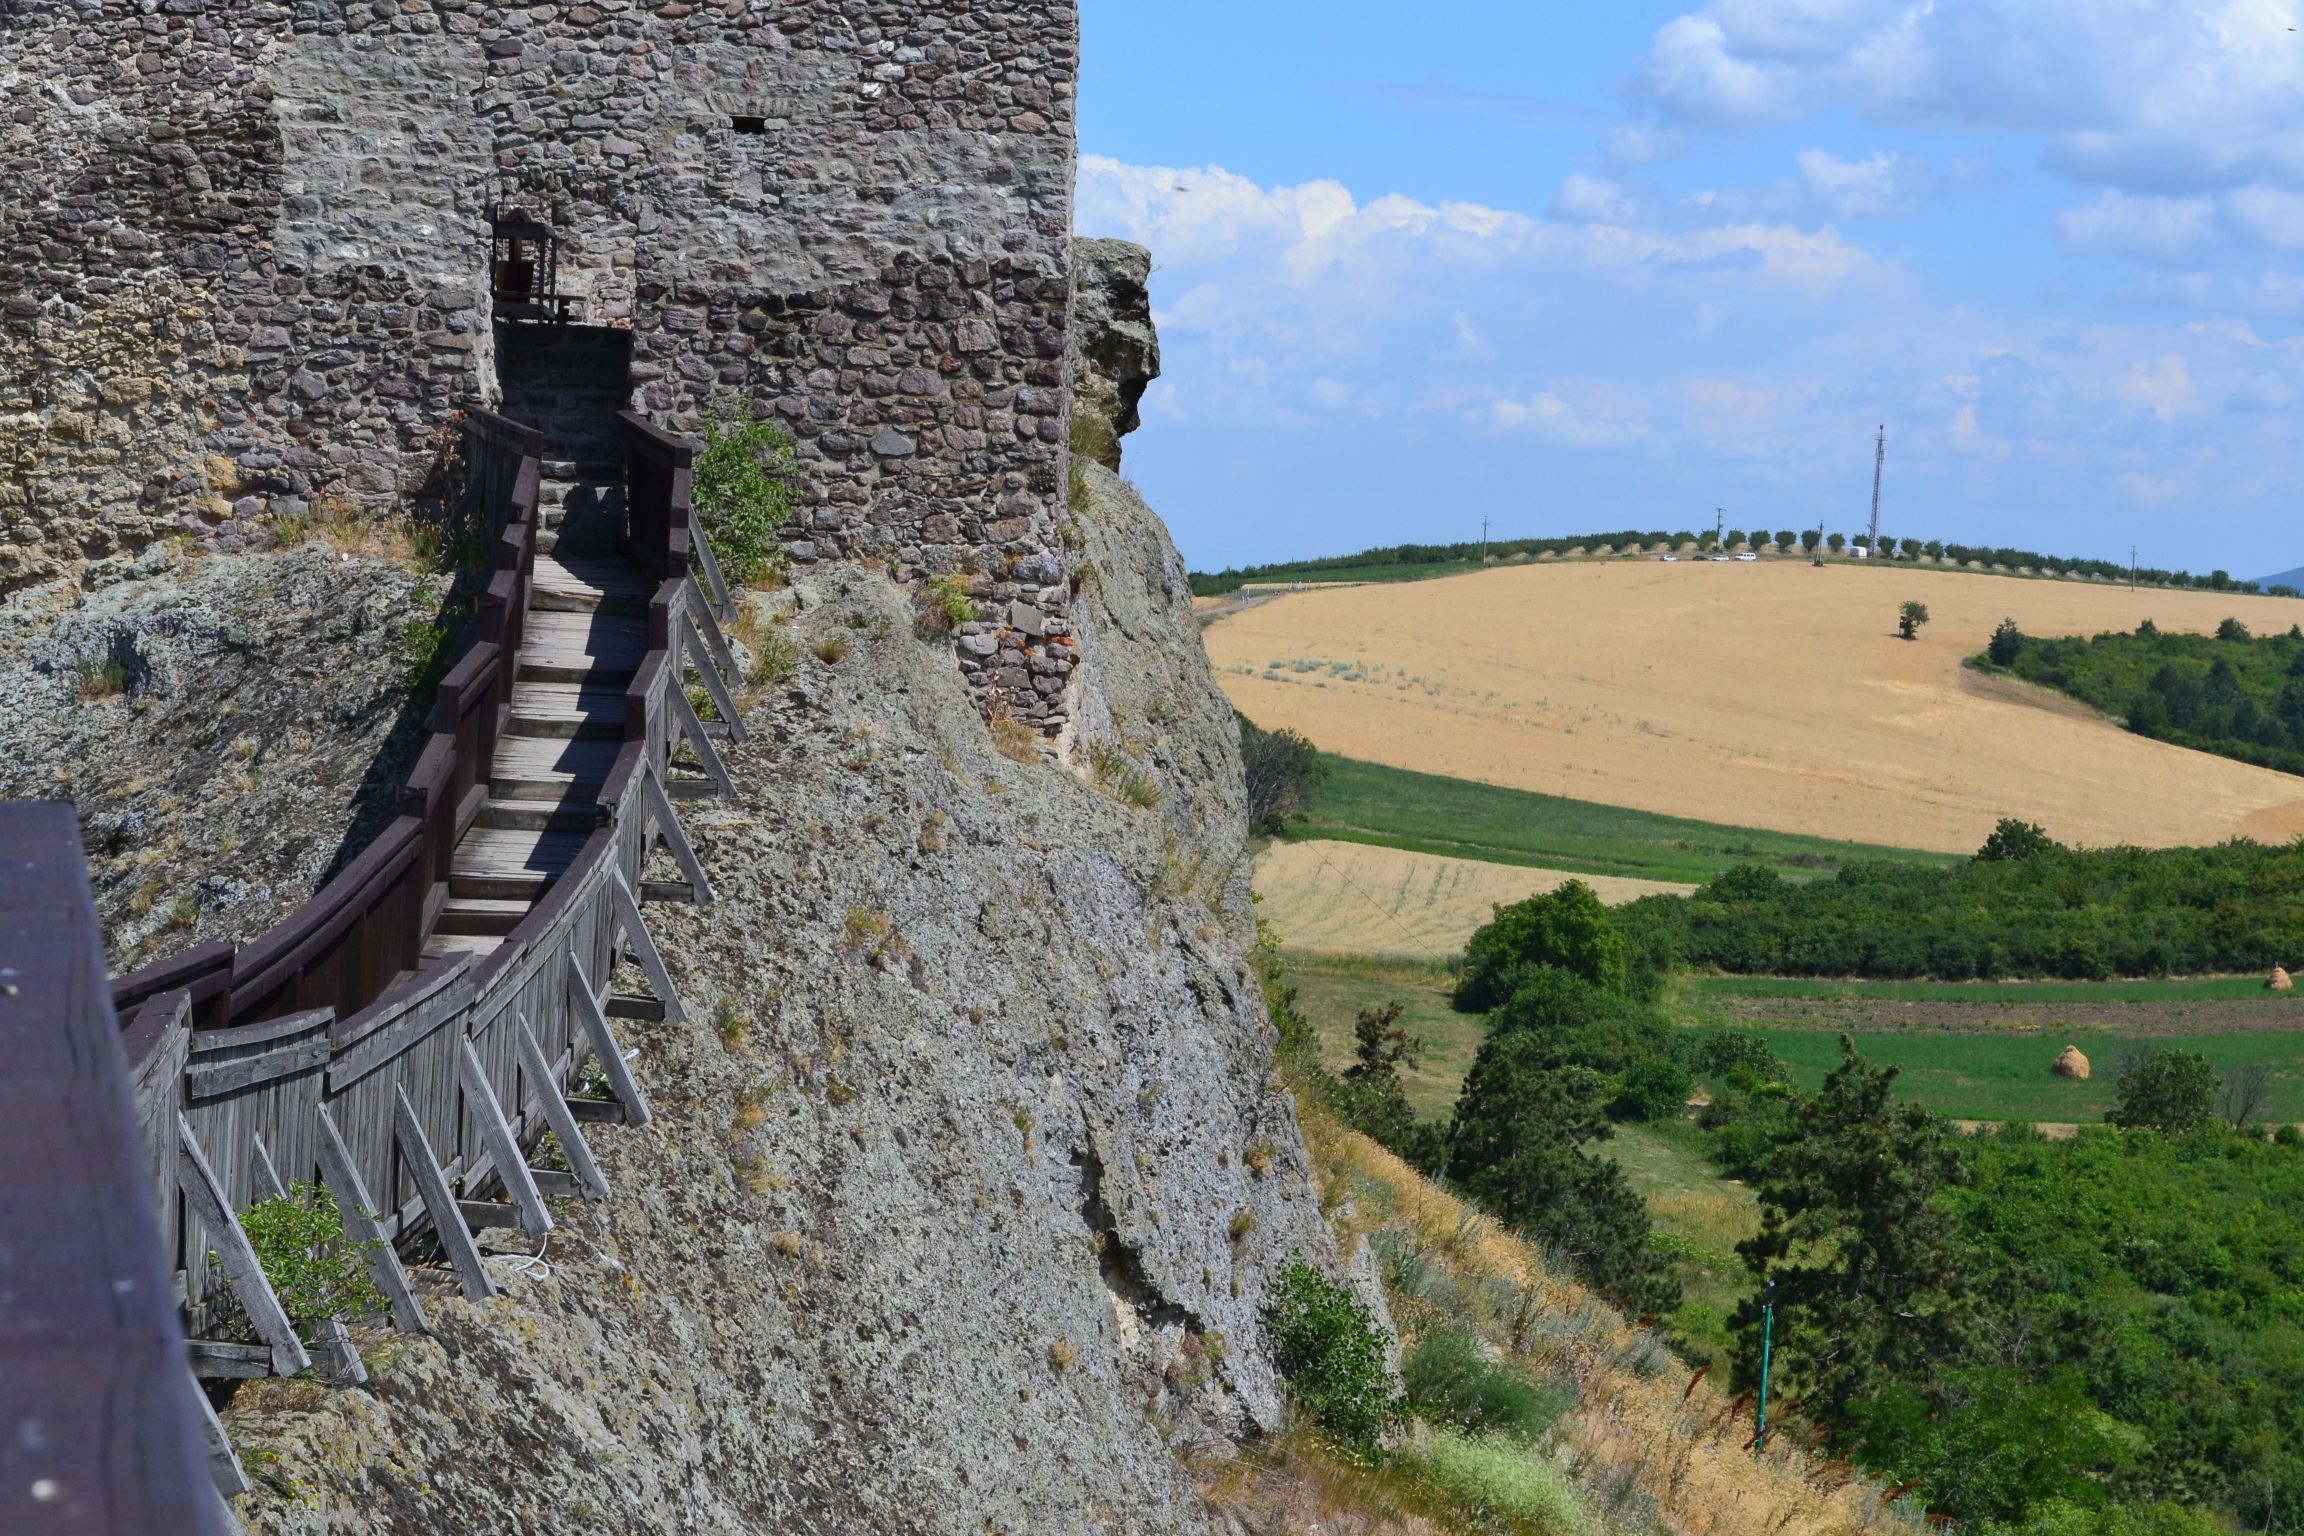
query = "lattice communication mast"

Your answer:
(1867, 424), (1886, 555)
